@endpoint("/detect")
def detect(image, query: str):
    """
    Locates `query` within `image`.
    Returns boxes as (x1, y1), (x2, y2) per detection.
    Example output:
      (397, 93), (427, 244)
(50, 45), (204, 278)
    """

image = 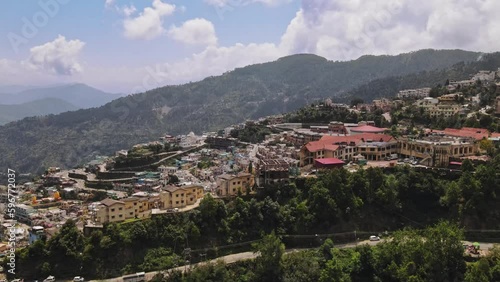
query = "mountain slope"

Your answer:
(0, 49), (488, 173)
(0, 98), (78, 125)
(0, 83), (121, 109)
